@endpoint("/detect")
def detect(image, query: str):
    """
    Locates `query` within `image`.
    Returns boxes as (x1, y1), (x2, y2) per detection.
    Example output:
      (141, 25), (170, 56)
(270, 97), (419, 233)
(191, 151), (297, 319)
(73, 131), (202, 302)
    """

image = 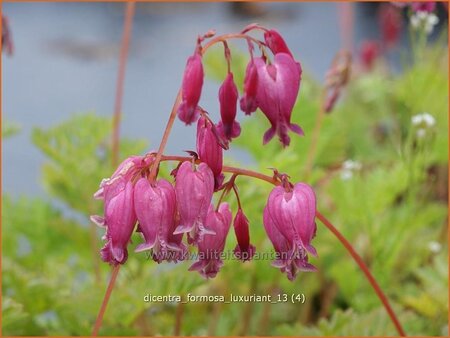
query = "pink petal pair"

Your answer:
(217, 72), (241, 142)
(189, 203), (232, 278)
(263, 183), (317, 280)
(134, 178), (186, 263)
(177, 53), (204, 125)
(253, 53), (303, 147)
(196, 116), (224, 190)
(174, 161), (215, 244)
(91, 155), (152, 265)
